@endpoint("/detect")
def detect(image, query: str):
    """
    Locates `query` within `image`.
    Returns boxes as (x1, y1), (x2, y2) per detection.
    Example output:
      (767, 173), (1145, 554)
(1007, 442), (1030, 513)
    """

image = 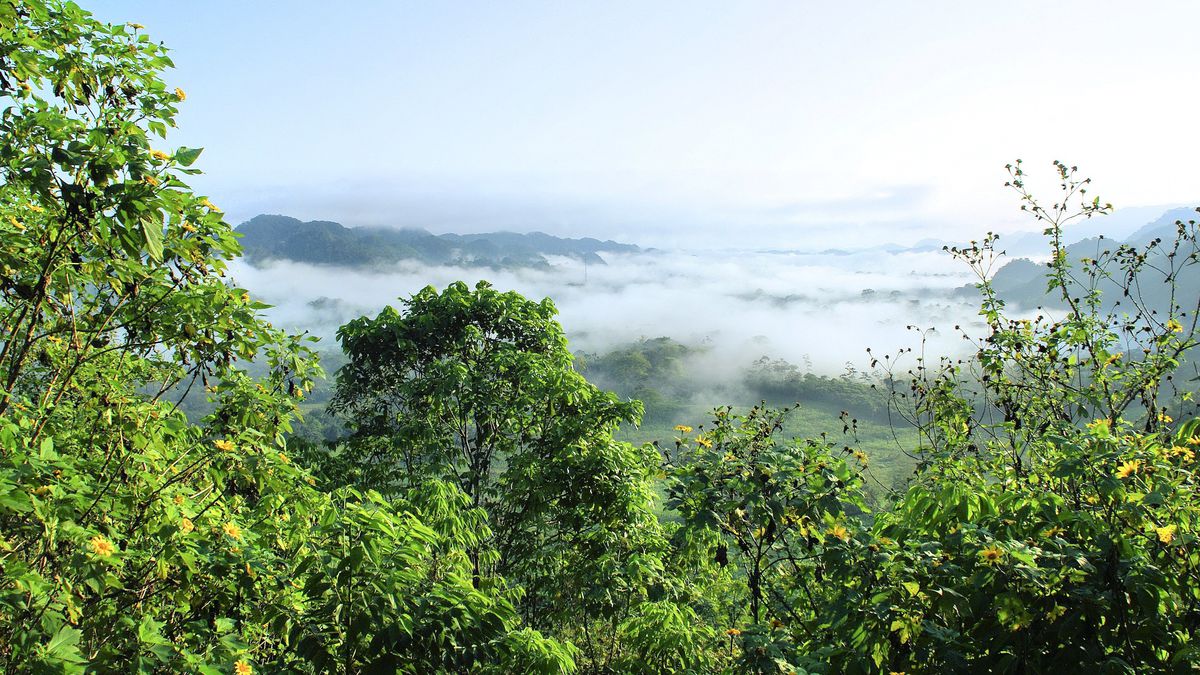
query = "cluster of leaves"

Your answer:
(0, 2), (574, 672)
